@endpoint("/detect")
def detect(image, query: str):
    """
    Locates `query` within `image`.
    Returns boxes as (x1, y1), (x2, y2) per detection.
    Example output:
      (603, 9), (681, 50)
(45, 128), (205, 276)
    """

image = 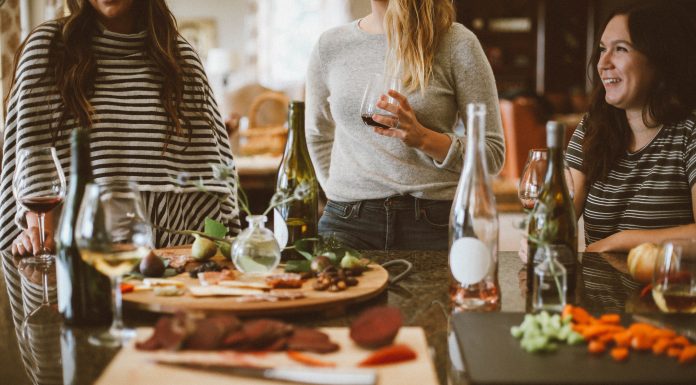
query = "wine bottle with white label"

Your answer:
(449, 103), (500, 312)
(274, 101), (318, 259)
